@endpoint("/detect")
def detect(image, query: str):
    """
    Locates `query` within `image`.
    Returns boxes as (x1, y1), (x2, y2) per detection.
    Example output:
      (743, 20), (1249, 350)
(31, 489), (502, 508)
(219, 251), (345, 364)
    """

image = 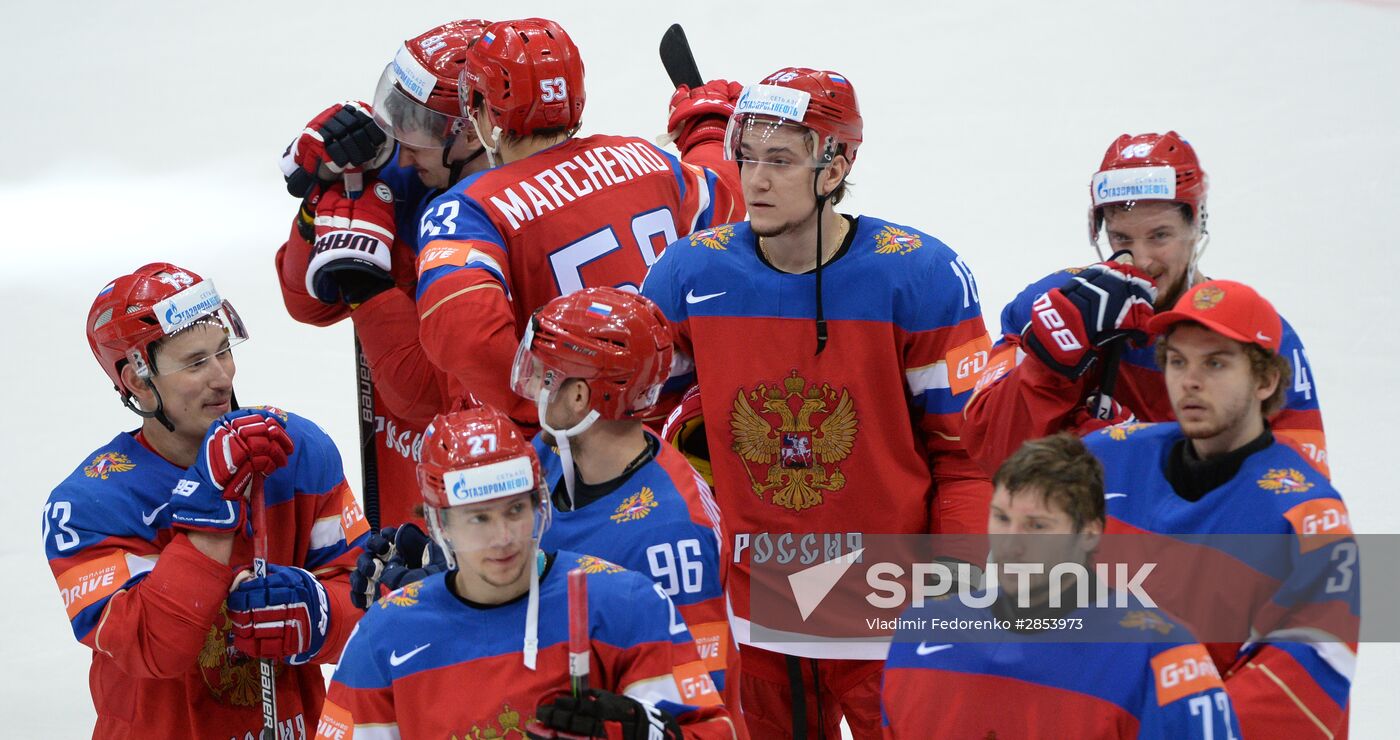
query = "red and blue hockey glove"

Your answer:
(528, 689), (682, 740)
(279, 101), (392, 198)
(349, 524), (448, 609)
(1023, 254), (1157, 379)
(665, 79), (743, 156)
(228, 564), (330, 665)
(168, 409), (294, 535)
(306, 180), (397, 305)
